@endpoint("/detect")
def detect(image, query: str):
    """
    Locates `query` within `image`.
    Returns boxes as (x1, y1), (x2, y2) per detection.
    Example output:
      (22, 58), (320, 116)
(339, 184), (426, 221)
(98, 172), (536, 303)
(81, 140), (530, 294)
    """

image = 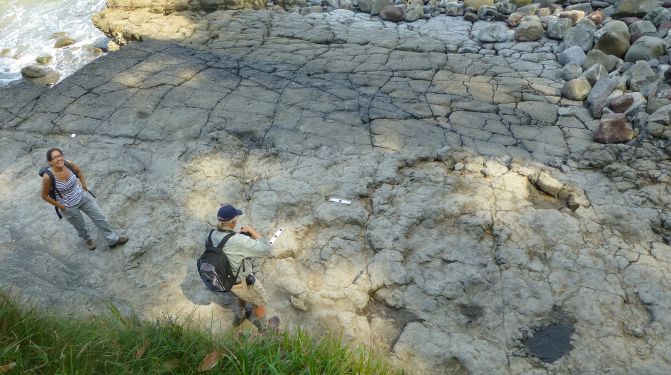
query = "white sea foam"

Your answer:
(0, 0), (107, 86)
